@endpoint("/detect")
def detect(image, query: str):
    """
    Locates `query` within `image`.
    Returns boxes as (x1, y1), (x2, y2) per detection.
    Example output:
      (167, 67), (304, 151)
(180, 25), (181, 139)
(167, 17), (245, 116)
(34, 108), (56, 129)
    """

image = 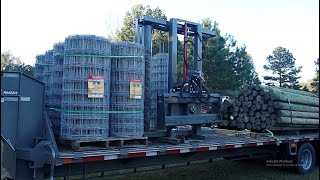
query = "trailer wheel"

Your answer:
(296, 142), (316, 174)
(3, 177), (14, 180)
